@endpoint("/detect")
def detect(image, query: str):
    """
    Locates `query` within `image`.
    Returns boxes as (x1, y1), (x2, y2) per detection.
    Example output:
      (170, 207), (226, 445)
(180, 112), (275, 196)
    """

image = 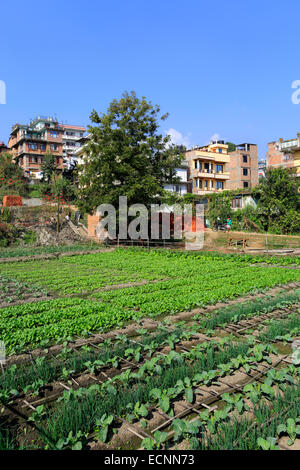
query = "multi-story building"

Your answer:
(8, 116), (64, 179)
(275, 135), (300, 176)
(226, 143), (258, 190)
(0, 141), (9, 154)
(8, 117), (86, 179)
(266, 140), (294, 170)
(185, 141), (230, 195)
(61, 124), (86, 169)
